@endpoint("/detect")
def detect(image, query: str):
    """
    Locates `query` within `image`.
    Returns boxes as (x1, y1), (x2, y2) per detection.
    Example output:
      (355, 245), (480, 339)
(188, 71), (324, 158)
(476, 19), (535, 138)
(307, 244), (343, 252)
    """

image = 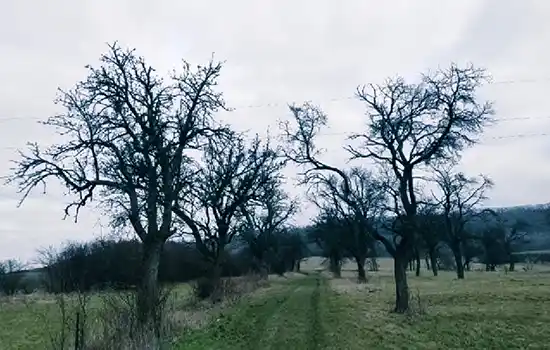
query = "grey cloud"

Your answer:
(1, 0), (549, 262)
